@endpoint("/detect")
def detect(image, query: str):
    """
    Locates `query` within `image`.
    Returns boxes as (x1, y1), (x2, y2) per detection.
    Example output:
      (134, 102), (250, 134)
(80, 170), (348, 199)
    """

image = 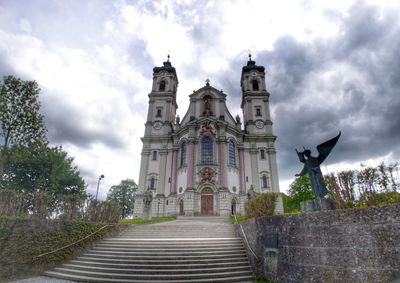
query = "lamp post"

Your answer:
(95, 174), (105, 202)
(157, 198), (161, 217)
